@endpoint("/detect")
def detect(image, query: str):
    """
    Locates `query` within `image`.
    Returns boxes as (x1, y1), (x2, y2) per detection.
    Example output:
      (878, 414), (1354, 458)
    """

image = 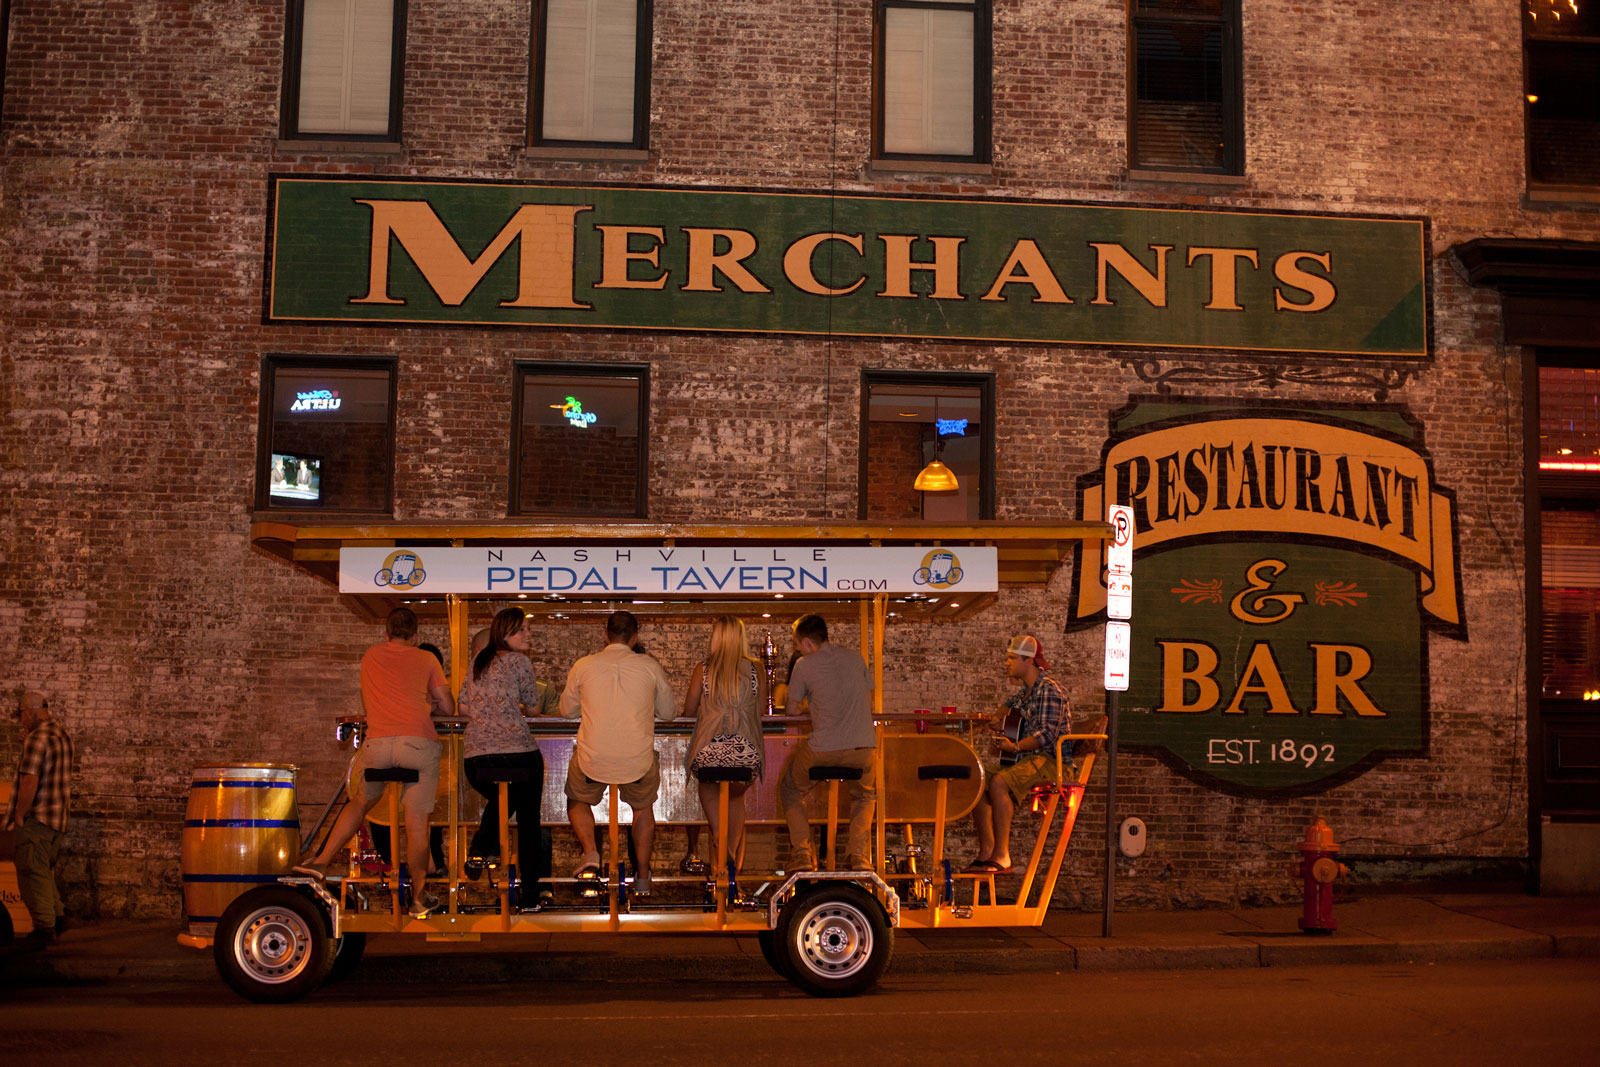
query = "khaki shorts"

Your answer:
(354, 736), (442, 819)
(986, 752), (1069, 805)
(564, 751), (661, 808)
